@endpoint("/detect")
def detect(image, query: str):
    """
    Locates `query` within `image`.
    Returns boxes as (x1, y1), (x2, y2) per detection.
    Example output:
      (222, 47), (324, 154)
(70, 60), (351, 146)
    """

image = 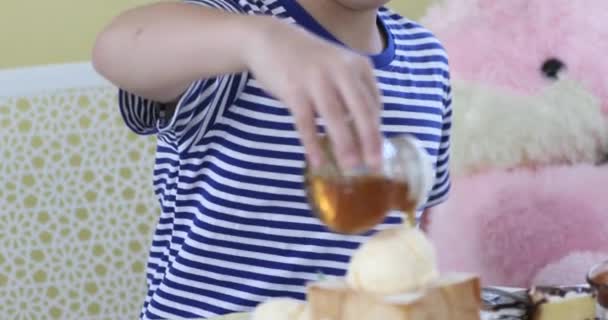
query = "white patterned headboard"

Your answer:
(0, 62), (159, 319)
